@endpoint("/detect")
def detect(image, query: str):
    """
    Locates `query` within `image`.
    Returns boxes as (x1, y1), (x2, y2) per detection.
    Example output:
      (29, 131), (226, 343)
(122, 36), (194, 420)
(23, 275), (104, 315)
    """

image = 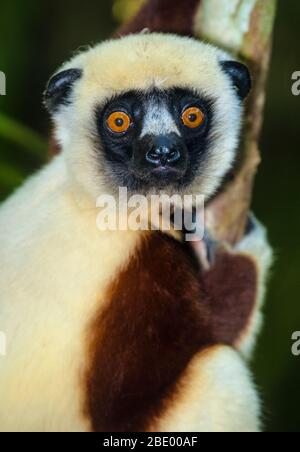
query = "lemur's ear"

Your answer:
(221, 61), (251, 100)
(44, 68), (82, 113)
